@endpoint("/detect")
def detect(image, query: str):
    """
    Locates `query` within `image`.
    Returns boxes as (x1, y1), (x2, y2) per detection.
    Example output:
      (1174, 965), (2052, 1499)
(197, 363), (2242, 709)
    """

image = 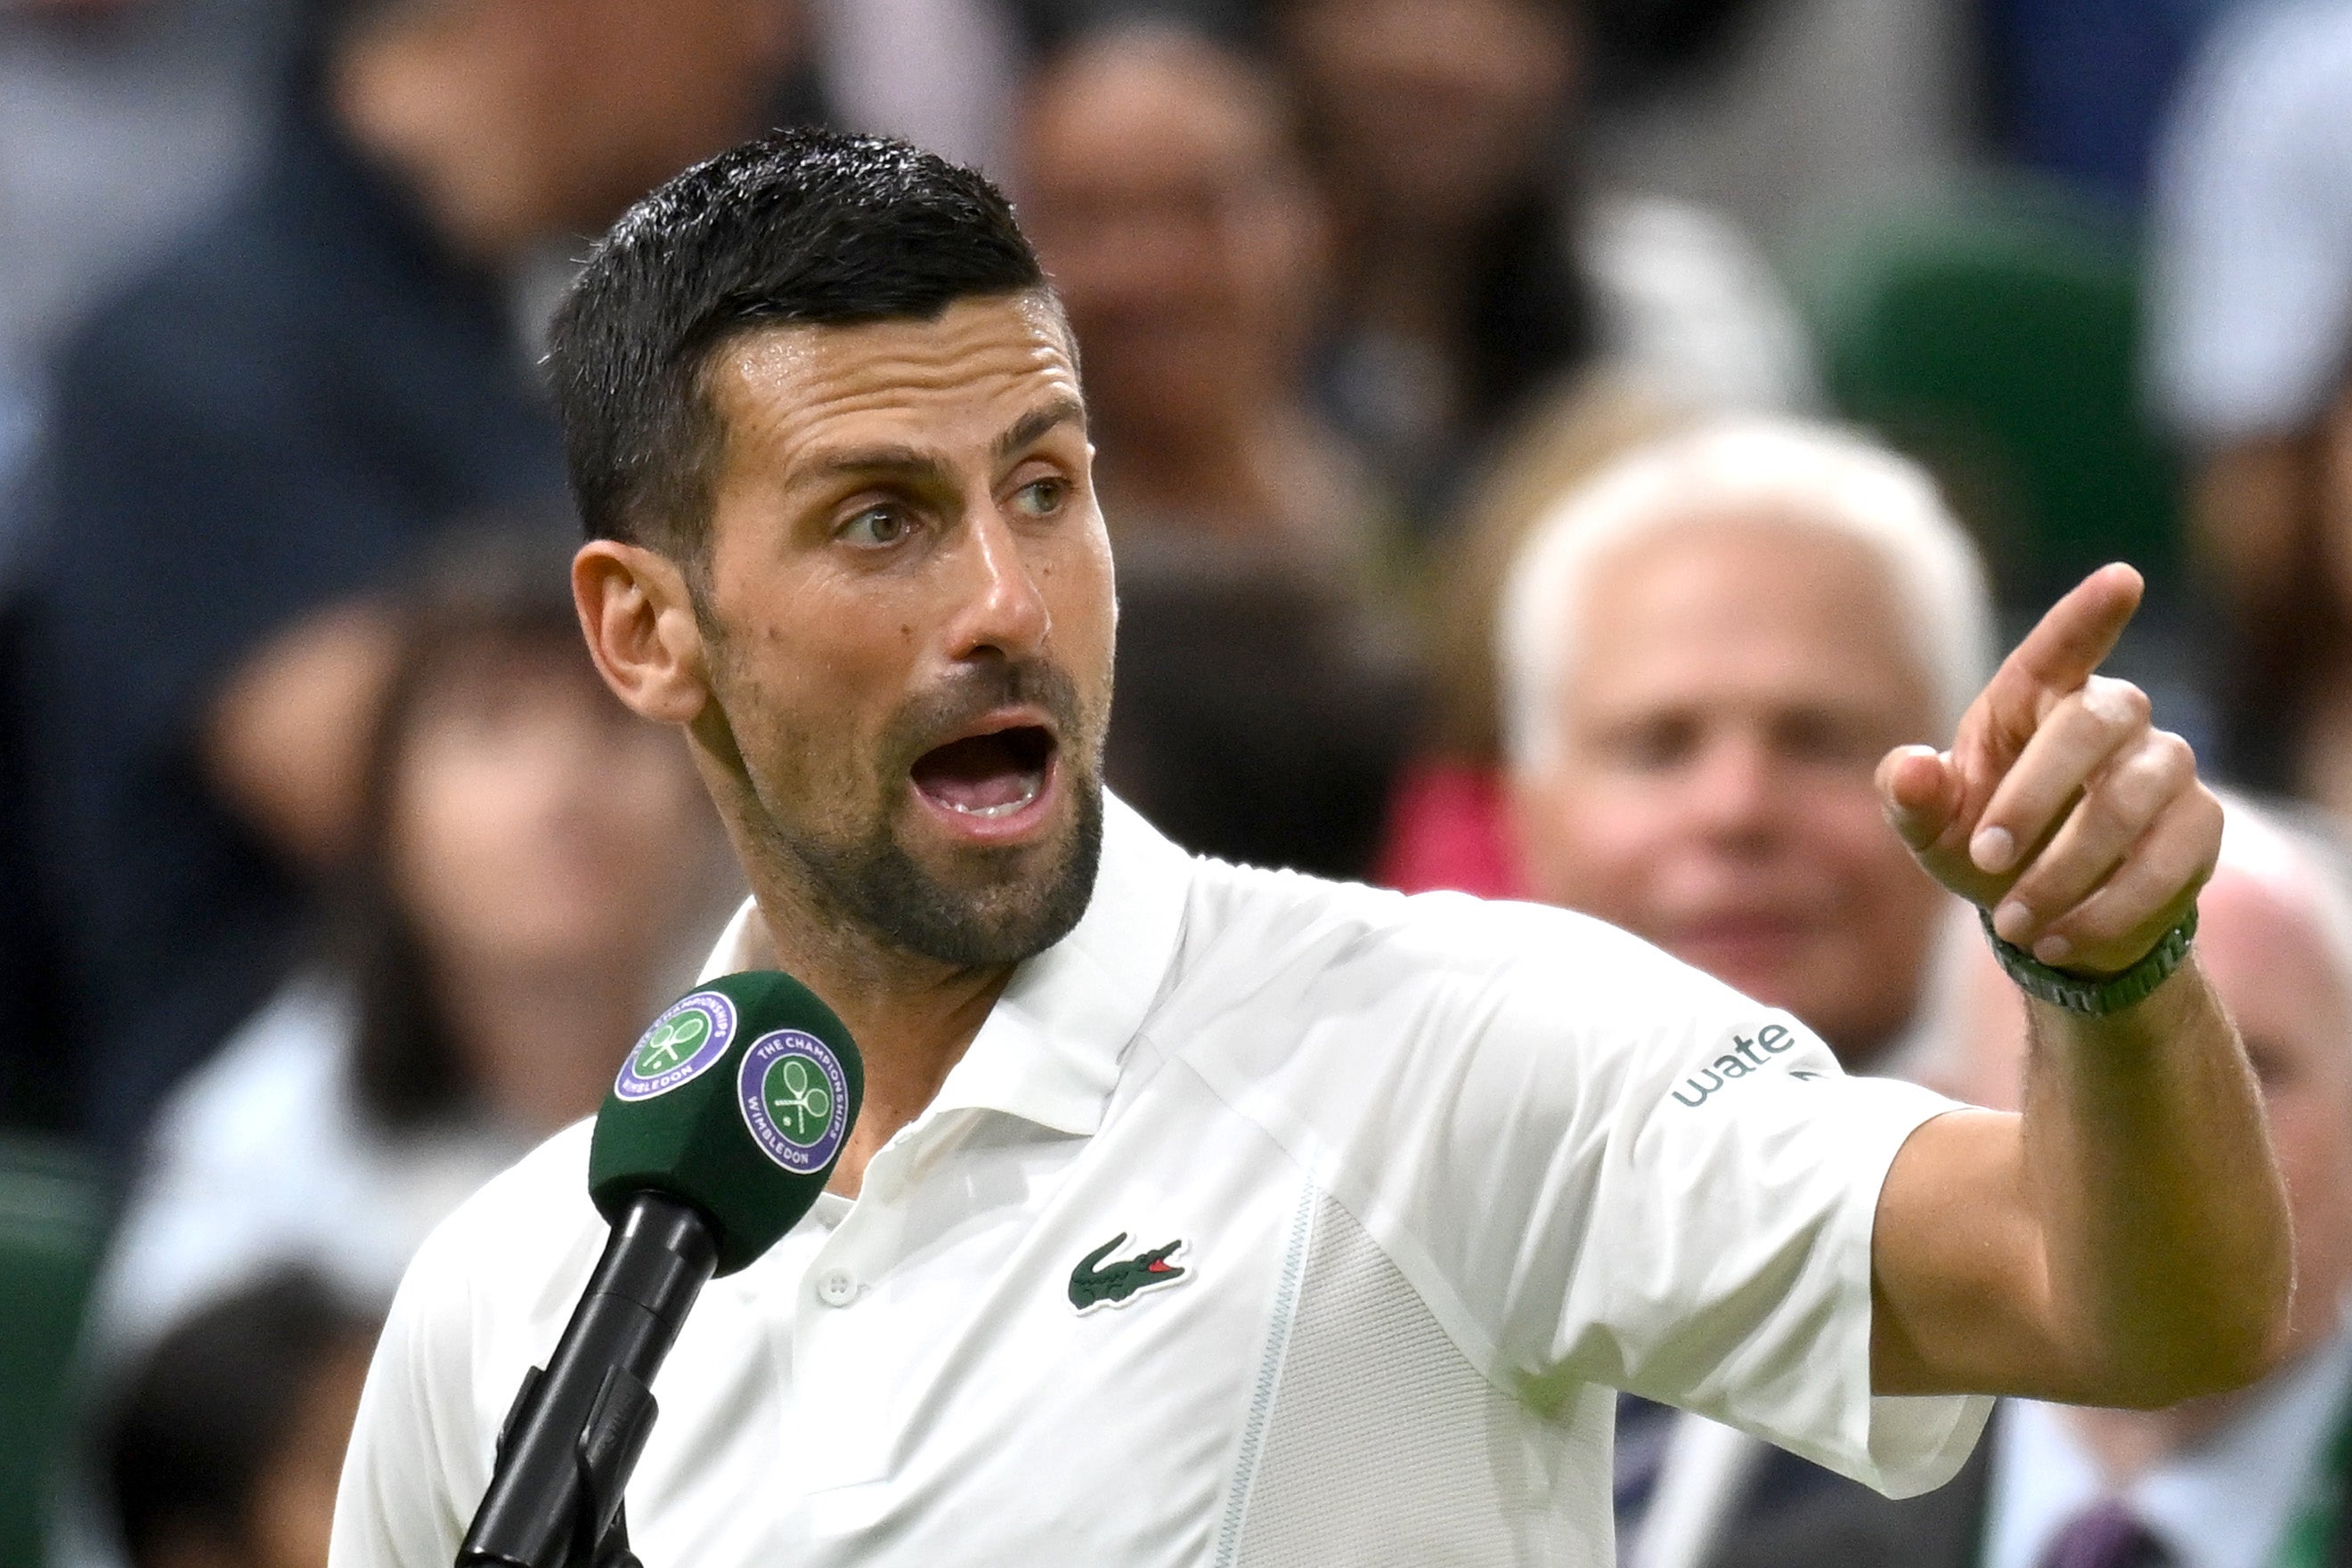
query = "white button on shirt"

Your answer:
(330, 795), (1989, 1568)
